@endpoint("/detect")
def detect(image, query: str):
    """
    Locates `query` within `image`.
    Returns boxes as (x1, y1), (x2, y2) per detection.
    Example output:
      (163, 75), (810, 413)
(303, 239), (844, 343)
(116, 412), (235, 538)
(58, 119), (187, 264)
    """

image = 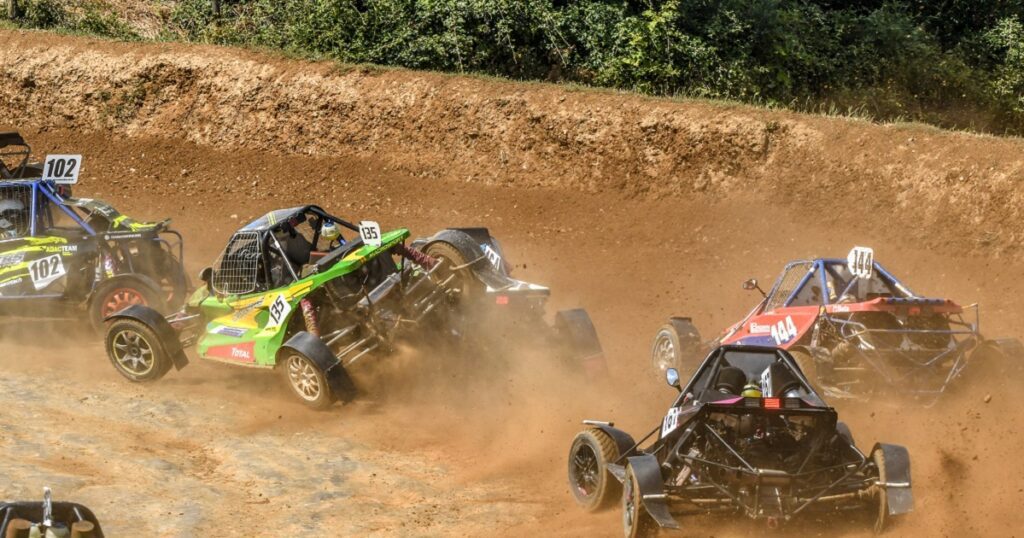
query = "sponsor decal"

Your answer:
(211, 325), (248, 338)
(0, 278), (23, 288)
(832, 304), (850, 313)
(749, 321), (773, 334)
(104, 233), (143, 240)
(0, 252), (25, 267)
(205, 342), (256, 363)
